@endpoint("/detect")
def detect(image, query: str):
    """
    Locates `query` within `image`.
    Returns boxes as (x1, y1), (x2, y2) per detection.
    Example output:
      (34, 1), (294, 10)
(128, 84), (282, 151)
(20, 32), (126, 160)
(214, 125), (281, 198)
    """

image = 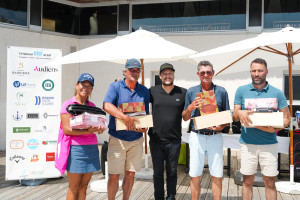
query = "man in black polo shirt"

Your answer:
(148, 63), (187, 200)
